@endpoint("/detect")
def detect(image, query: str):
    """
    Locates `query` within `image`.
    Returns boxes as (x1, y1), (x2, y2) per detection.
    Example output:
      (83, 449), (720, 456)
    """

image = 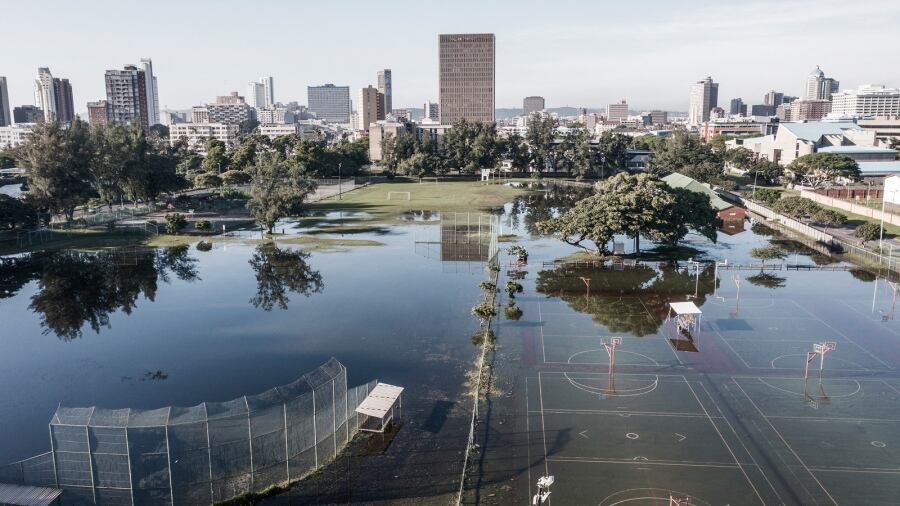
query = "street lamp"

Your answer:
(879, 189), (897, 252)
(338, 162), (343, 200)
(752, 170), (760, 200)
